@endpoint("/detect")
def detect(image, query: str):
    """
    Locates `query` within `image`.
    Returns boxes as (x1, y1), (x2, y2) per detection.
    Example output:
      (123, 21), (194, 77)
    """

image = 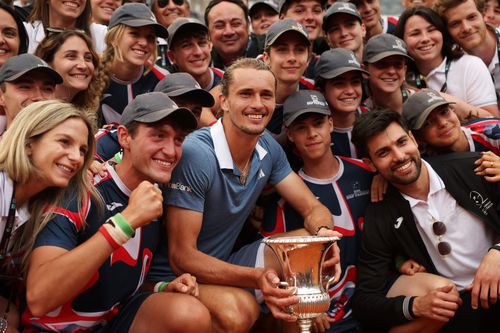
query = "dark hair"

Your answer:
(170, 28), (208, 50)
(351, 109), (409, 158)
(394, 6), (463, 64)
(0, 1), (28, 55)
(220, 57), (275, 96)
(204, 0), (249, 26)
(35, 30), (102, 111)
